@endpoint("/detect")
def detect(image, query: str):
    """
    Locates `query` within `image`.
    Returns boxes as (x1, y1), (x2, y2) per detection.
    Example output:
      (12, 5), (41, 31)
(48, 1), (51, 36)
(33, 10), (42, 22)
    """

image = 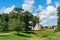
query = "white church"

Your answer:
(32, 11), (41, 30)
